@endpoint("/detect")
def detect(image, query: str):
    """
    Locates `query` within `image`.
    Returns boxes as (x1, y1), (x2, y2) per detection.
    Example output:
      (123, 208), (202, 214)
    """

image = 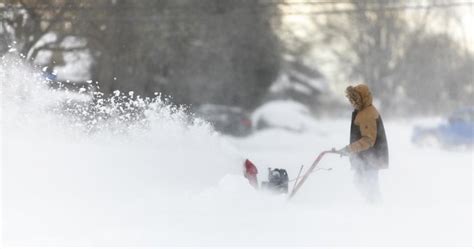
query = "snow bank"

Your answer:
(1, 54), (245, 246)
